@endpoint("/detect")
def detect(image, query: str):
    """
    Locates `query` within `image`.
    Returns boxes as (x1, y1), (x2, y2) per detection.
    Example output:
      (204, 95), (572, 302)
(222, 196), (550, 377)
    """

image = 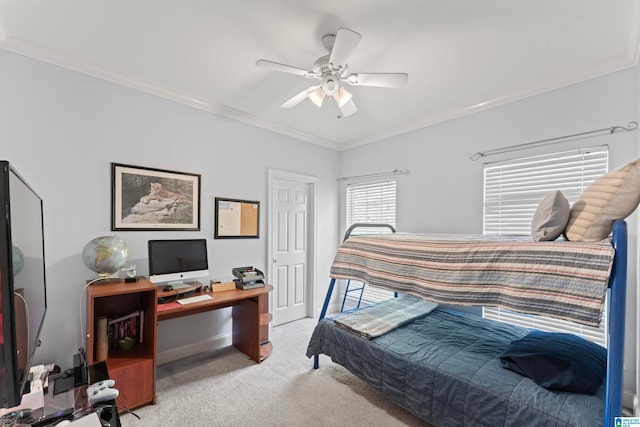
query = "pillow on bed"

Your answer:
(531, 190), (570, 241)
(500, 330), (606, 395)
(564, 158), (640, 242)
